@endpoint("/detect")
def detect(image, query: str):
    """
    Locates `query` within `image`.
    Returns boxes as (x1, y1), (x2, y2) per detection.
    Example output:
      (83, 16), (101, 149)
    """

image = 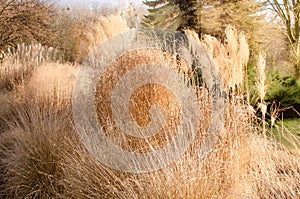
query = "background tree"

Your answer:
(202, 0), (265, 55)
(142, 0), (266, 56)
(142, 0), (205, 35)
(267, 0), (300, 79)
(142, 0), (181, 30)
(0, 0), (56, 52)
(52, 3), (126, 62)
